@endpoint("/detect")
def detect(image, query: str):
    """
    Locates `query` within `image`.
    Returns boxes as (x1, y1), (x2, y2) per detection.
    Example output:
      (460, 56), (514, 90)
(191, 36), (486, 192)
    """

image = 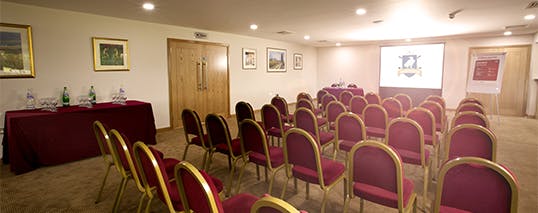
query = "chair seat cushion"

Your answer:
(281, 114), (294, 123)
(436, 122), (442, 131)
(314, 108), (323, 116)
(191, 134), (209, 147)
(248, 146), (284, 168)
(353, 177), (415, 209)
(267, 125), (292, 137)
(366, 127), (385, 138)
(439, 205), (473, 213)
(319, 131), (335, 146)
(338, 139), (361, 152)
(424, 134), (439, 146)
(317, 117), (327, 126)
(292, 158), (345, 185)
(396, 148), (430, 166)
(163, 158), (180, 178)
(222, 193), (259, 213)
(215, 138), (242, 156)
